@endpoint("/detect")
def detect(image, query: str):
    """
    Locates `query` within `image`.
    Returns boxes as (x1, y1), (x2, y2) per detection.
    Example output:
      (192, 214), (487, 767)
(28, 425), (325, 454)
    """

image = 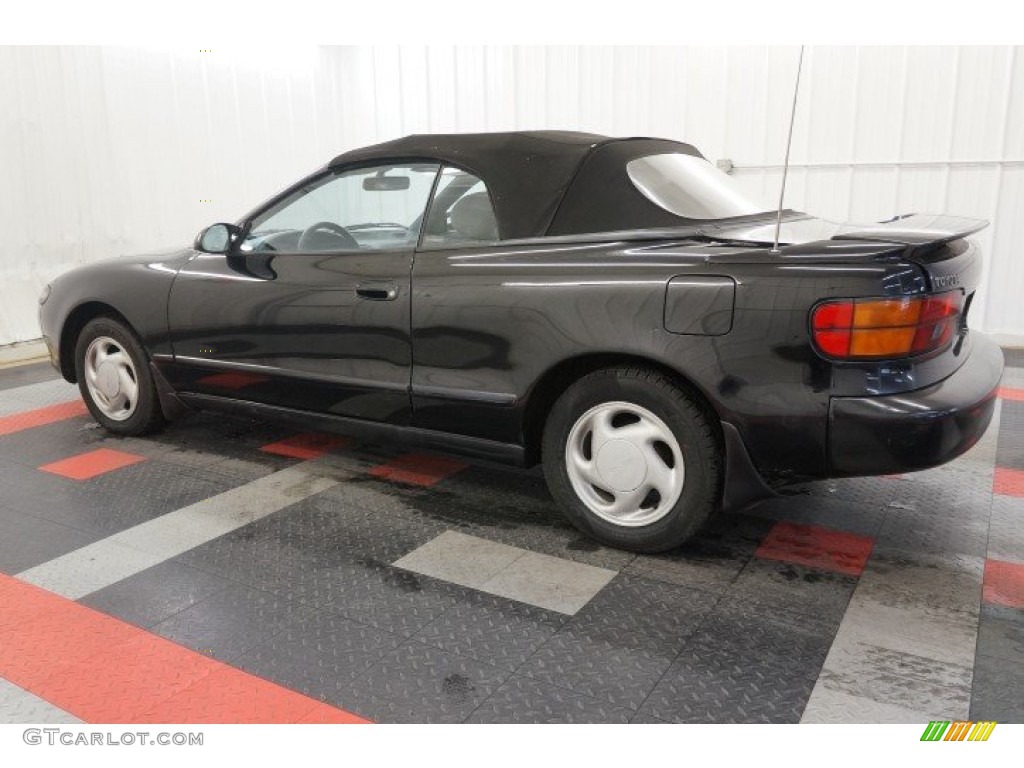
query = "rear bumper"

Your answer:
(828, 333), (1003, 476)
